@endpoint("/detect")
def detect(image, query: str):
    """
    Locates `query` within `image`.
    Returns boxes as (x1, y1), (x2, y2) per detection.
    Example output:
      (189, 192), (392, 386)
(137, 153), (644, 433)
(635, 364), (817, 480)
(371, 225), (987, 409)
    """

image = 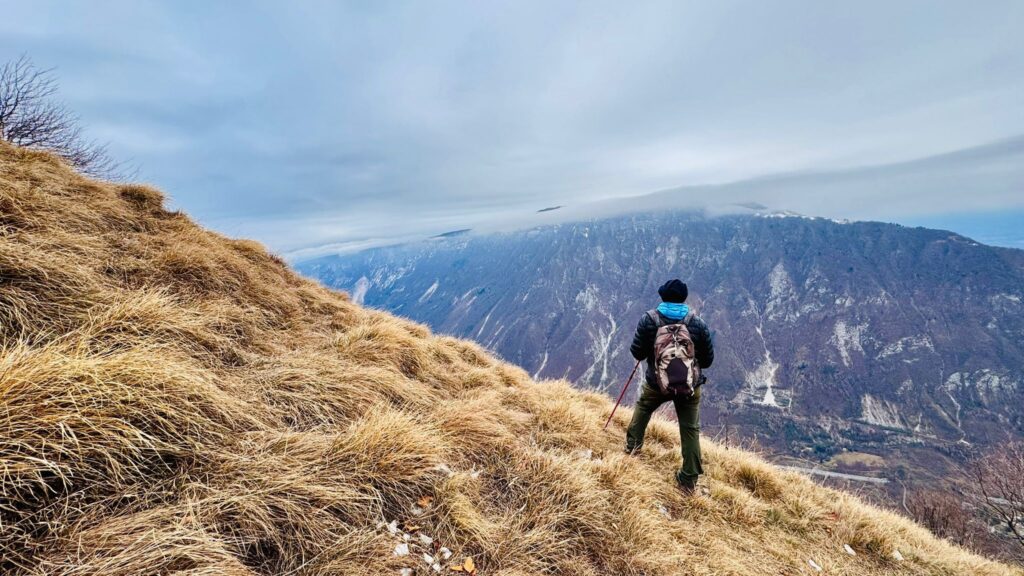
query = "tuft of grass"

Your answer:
(0, 141), (1019, 575)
